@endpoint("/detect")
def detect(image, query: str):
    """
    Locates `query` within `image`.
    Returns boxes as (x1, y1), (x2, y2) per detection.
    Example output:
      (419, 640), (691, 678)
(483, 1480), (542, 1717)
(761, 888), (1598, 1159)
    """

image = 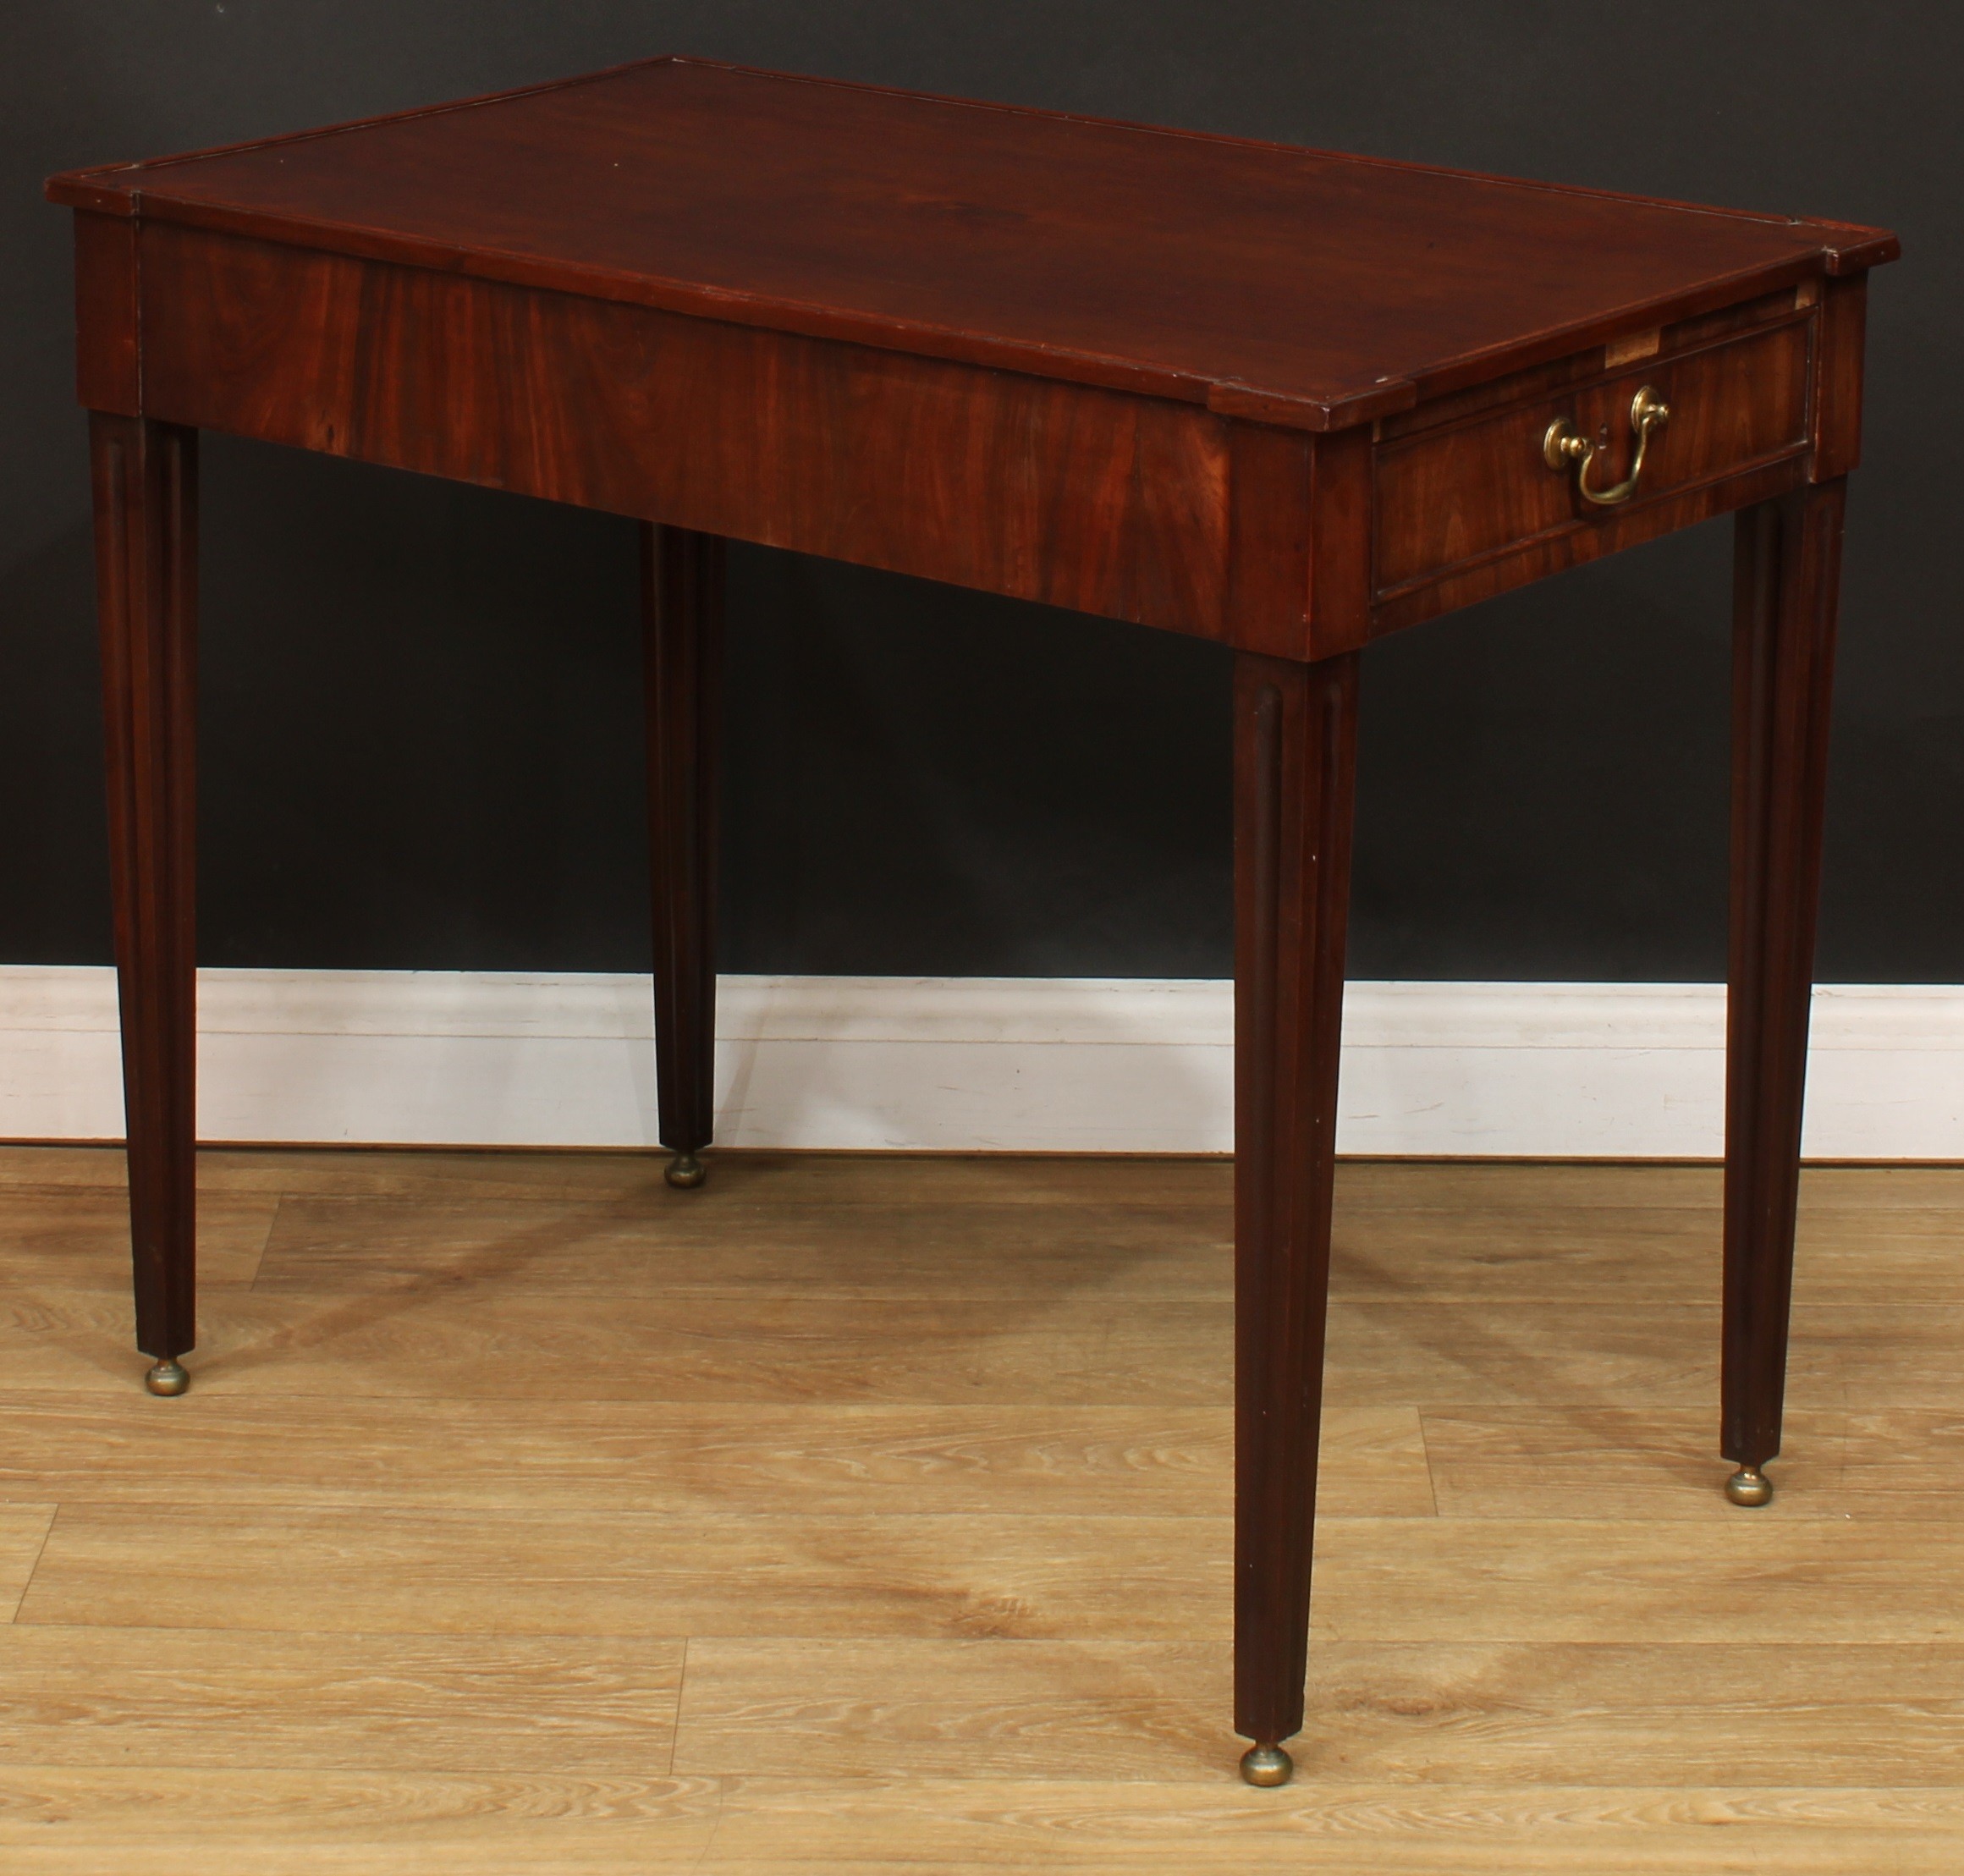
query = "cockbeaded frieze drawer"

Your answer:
(1370, 289), (1820, 633)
